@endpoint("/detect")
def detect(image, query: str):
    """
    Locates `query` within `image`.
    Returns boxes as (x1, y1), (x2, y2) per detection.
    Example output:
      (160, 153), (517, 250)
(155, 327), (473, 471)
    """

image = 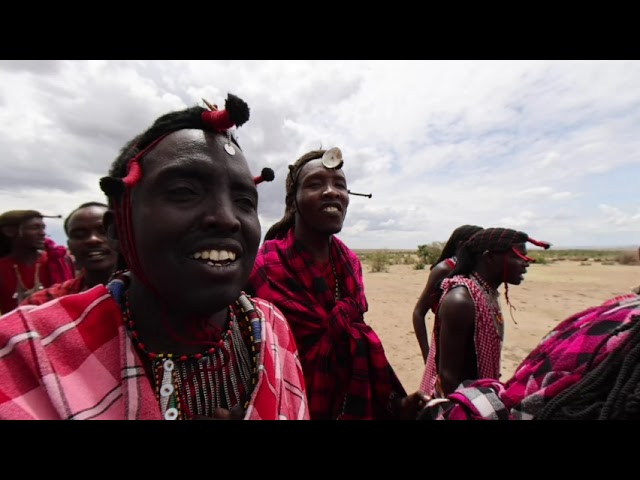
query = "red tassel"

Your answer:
(202, 109), (234, 133)
(528, 237), (551, 249)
